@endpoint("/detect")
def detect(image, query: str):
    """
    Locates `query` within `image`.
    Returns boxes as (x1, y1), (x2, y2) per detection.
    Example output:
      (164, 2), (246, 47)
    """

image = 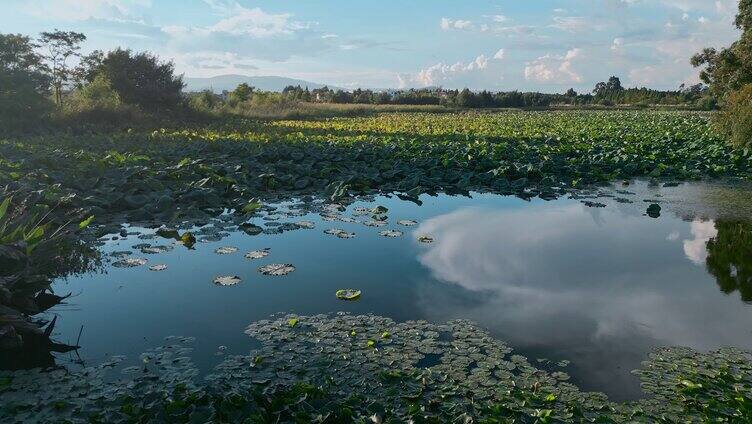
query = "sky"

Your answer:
(1, 0), (743, 92)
